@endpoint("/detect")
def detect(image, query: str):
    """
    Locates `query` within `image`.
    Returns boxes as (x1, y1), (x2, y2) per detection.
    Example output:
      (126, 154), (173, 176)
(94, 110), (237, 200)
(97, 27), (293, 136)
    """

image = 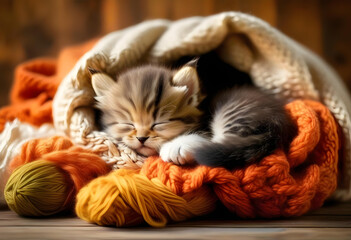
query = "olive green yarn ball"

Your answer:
(4, 160), (69, 217)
